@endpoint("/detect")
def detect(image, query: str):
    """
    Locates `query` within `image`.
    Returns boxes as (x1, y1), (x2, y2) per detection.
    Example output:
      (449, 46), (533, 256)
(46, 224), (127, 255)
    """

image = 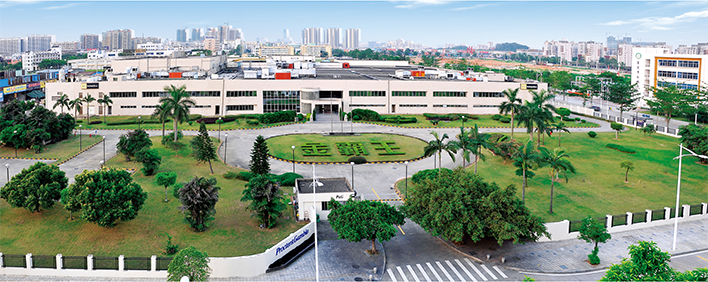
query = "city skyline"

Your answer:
(1, 1), (707, 49)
